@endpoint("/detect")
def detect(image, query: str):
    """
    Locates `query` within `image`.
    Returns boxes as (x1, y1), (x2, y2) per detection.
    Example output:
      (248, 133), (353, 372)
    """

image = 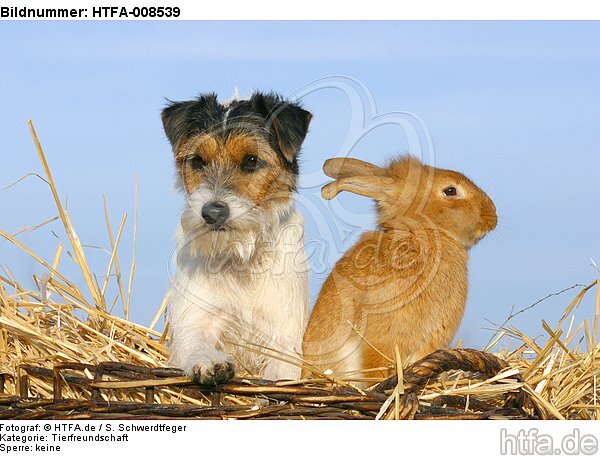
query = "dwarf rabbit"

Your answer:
(302, 155), (497, 378)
